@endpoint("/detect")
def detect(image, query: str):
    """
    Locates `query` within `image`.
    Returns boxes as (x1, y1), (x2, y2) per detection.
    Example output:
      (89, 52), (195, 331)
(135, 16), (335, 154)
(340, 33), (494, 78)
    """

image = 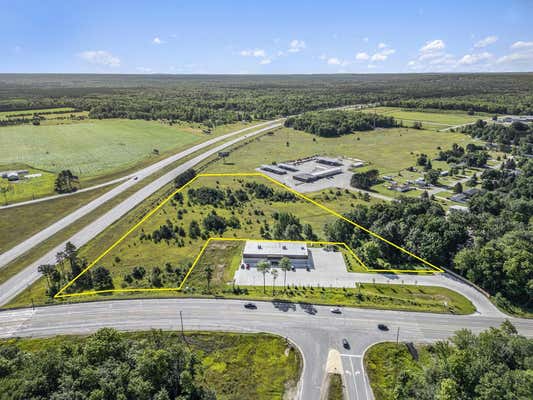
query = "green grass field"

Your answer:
(0, 182), (119, 254)
(205, 126), (480, 175)
(0, 119), (253, 202)
(1, 331), (302, 400)
(0, 119), (204, 176)
(364, 107), (486, 130)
